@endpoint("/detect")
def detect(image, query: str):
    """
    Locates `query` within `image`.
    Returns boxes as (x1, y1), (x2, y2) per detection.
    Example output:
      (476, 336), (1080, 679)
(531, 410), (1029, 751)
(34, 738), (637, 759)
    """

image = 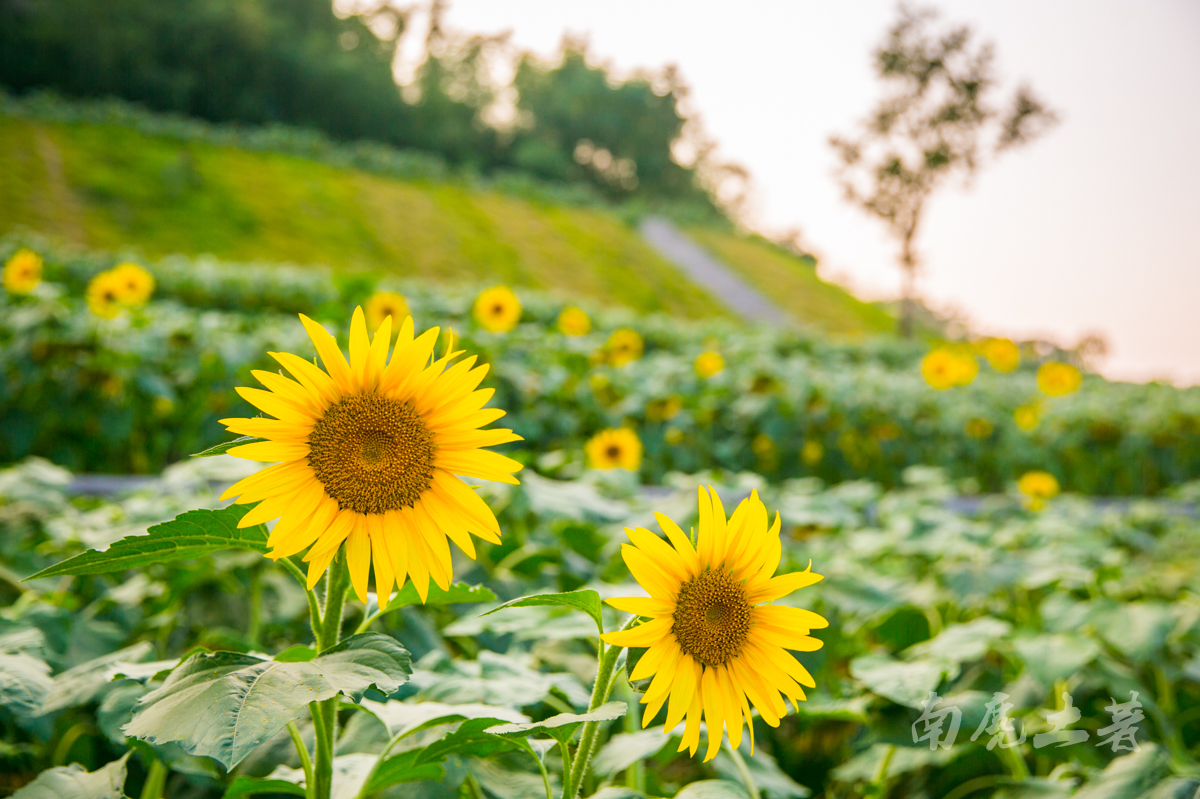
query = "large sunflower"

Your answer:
(602, 487), (826, 761)
(220, 308), (522, 605)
